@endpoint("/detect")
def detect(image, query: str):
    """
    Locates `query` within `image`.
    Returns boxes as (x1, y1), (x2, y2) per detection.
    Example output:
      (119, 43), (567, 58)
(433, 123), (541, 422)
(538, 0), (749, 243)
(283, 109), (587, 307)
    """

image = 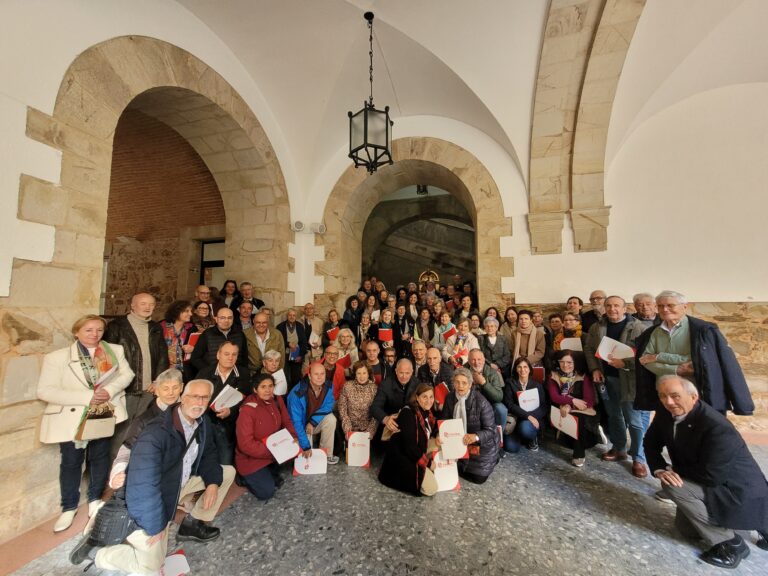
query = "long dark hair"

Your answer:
(164, 300), (192, 323)
(220, 279), (240, 298)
